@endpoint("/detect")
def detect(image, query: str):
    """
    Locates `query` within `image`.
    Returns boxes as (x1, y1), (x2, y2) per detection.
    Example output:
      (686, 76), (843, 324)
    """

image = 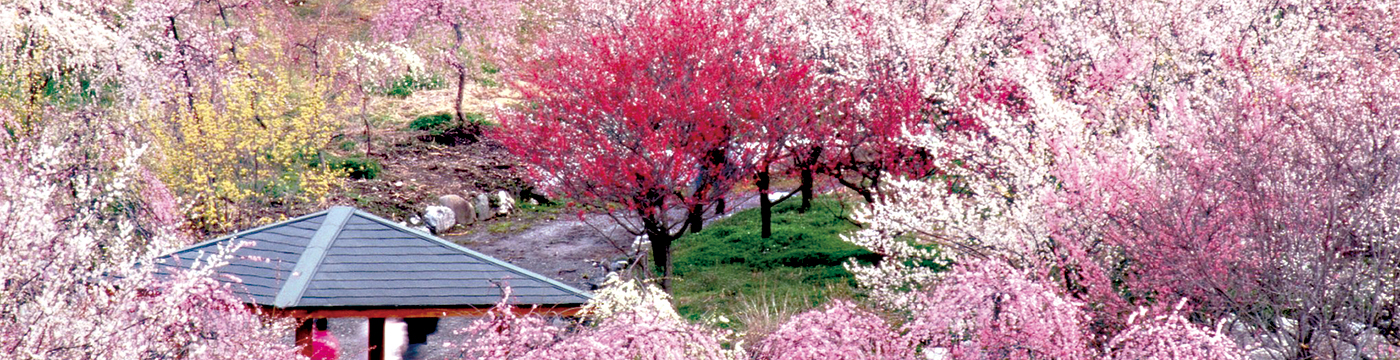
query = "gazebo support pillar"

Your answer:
(368, 317), (386, 360)
(295, 318), (314, 358)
